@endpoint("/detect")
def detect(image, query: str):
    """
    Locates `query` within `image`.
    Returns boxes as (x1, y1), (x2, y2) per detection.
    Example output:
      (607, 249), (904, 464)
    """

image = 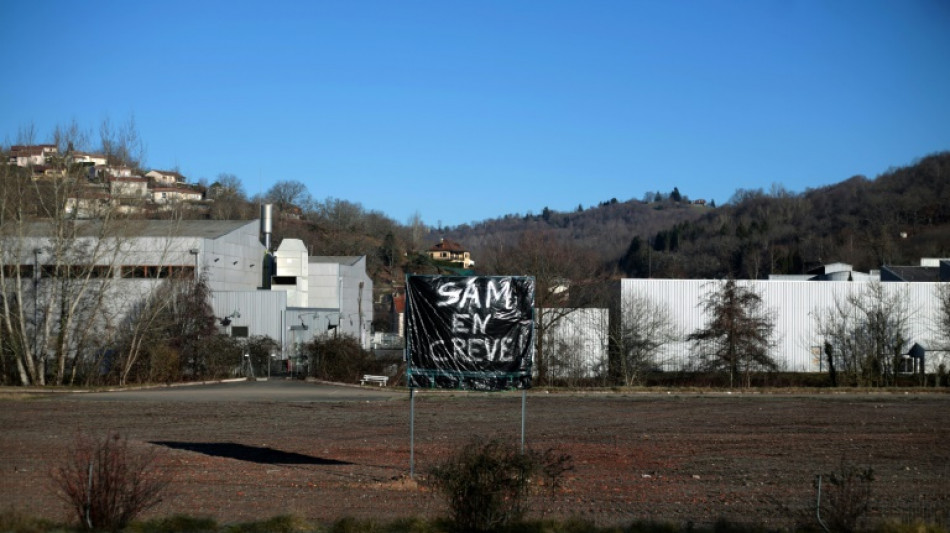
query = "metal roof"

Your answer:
(881, 265), (942, 282)
(8, 219), (256, 240)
